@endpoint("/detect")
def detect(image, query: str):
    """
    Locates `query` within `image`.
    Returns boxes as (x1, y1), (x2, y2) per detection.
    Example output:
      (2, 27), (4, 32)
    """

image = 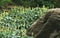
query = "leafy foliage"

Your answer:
(12, 0), (55, 8)
(0, 7), (48, 38)
(0, 0), (12, 7)
(0, 0), (60, 8)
